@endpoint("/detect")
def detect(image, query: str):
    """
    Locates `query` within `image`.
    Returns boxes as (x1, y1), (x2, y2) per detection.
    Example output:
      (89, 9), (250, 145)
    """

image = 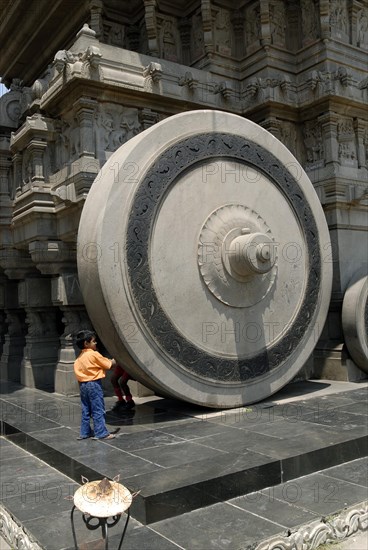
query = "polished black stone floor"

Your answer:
(0, 379), (367, 549)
